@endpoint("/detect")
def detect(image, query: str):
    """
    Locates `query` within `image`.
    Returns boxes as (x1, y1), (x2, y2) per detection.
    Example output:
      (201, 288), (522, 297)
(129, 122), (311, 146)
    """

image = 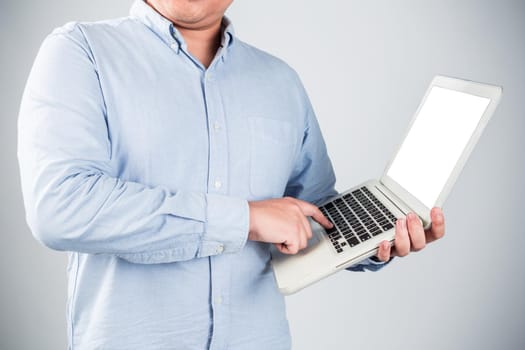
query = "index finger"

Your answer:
(294, 199), (333, 229)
